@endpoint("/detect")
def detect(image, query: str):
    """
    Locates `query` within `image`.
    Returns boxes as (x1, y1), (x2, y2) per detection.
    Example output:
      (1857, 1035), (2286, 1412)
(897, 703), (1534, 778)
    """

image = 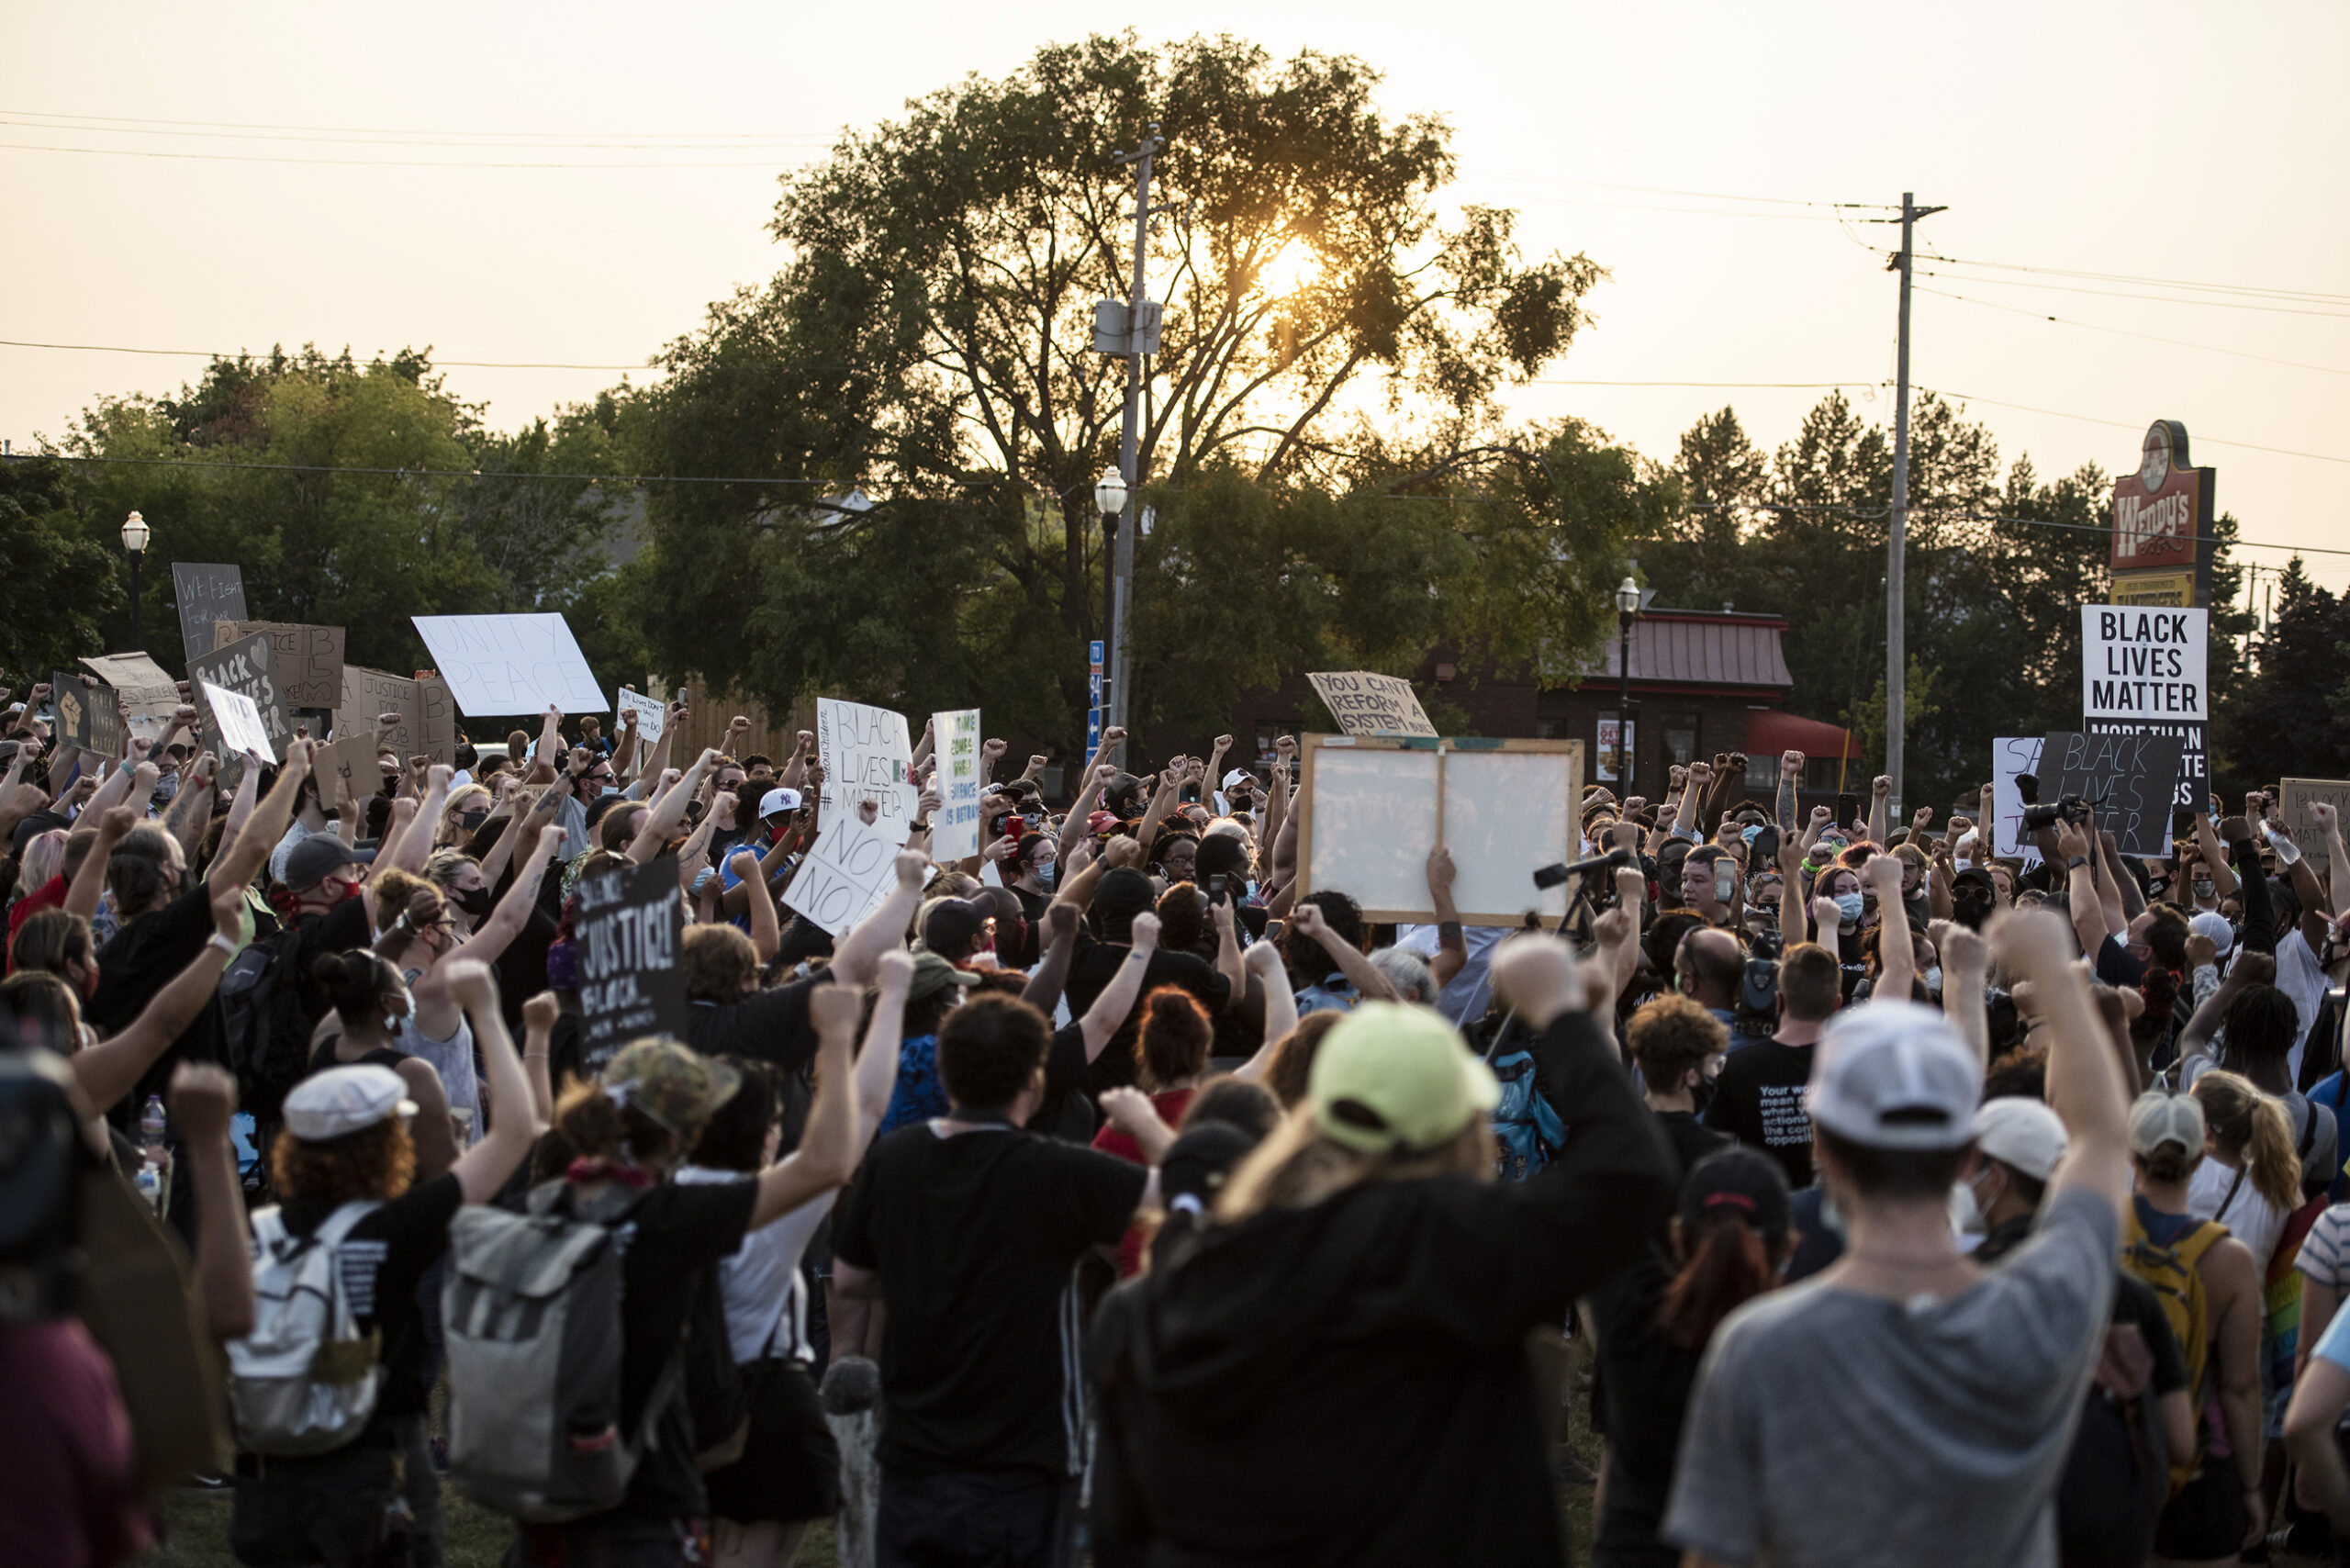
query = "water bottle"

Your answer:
(140, 1094), (168, 1161)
